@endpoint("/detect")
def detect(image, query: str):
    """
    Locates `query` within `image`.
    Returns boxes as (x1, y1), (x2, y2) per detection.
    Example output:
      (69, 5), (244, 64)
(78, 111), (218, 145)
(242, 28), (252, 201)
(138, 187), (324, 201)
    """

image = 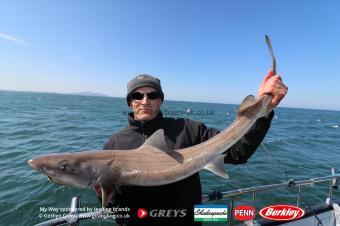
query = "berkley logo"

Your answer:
(233, 205), (255, 221)
(259, 205), (305, 221)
